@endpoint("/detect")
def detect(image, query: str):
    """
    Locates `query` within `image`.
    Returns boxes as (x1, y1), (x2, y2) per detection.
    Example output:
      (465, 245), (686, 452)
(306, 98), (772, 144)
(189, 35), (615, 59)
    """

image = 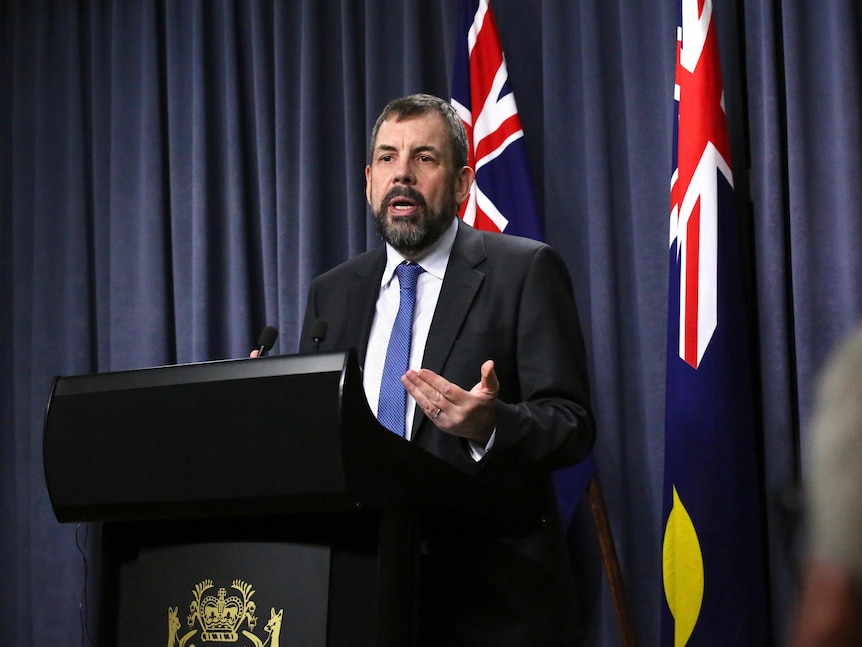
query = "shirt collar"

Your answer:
(381, 216), (458, 286)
